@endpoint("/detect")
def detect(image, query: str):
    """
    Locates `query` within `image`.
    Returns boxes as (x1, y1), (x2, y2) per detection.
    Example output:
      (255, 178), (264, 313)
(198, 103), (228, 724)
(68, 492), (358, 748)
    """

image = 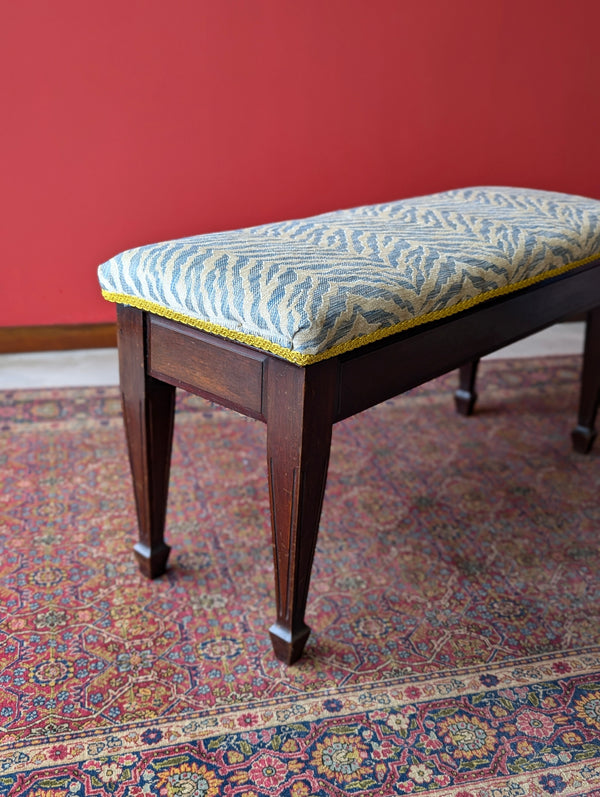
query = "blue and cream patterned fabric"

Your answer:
(98, 187), (600, 365)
